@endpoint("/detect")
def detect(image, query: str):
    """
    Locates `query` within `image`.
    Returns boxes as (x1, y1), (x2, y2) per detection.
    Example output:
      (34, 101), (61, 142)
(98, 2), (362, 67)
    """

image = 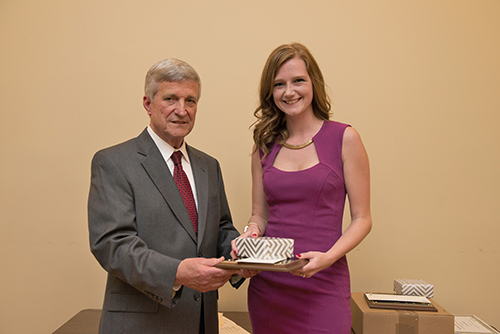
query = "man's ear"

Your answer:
(143, 95), (152, 116)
